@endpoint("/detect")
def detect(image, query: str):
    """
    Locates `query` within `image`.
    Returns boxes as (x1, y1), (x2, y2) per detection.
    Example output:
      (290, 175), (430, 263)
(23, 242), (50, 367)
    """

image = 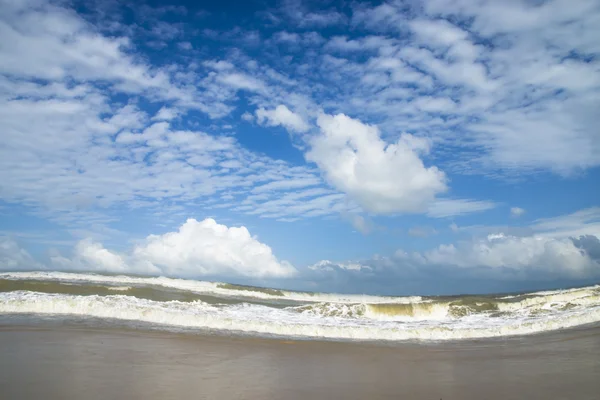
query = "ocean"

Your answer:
(2, 271), (600, 342)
